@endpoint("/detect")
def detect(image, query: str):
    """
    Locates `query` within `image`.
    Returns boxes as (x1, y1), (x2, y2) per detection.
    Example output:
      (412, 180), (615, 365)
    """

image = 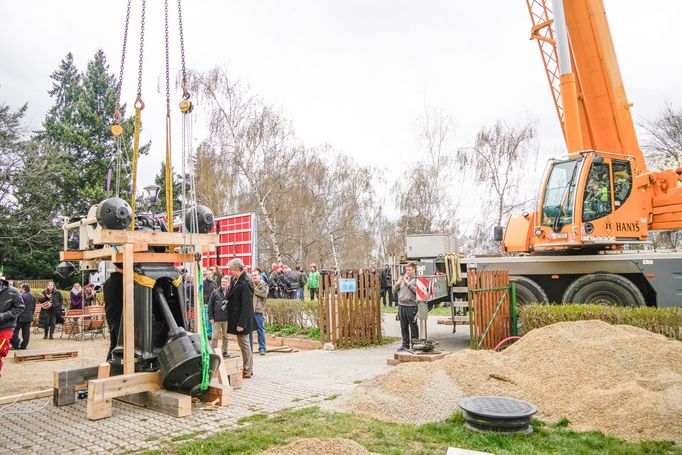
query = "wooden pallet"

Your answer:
(266, 345), (299, 353)
(387, 350), (448, 365)
(14, 348), (79, 363)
